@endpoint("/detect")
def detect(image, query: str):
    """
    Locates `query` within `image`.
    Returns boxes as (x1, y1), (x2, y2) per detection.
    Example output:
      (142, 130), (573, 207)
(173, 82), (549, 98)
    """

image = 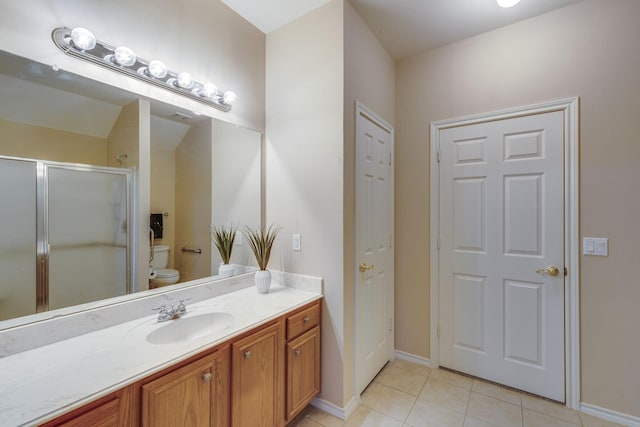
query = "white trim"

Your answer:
(581, 403), (640, 427)
(354, 100), (395, 394)
(394, 350), (434, 368)
(311, 395), (359, 421)
(429, 97), (580, 409)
